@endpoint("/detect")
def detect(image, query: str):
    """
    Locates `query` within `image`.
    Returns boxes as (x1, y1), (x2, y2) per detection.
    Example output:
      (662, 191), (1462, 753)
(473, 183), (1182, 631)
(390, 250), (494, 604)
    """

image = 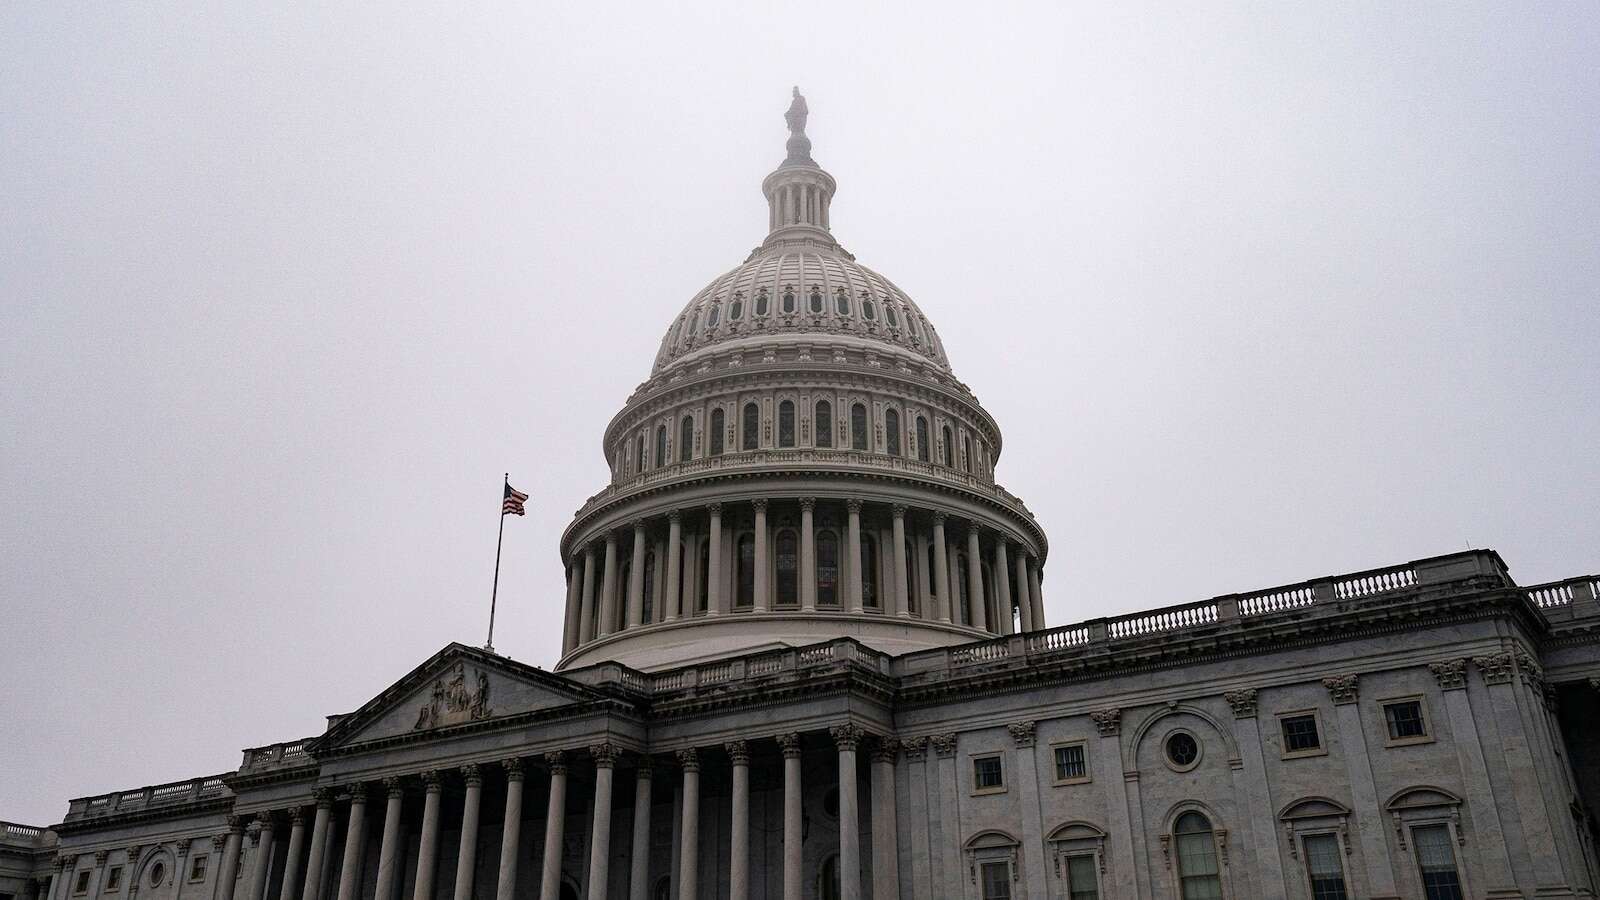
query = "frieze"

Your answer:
(412, 662), (492, 731)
